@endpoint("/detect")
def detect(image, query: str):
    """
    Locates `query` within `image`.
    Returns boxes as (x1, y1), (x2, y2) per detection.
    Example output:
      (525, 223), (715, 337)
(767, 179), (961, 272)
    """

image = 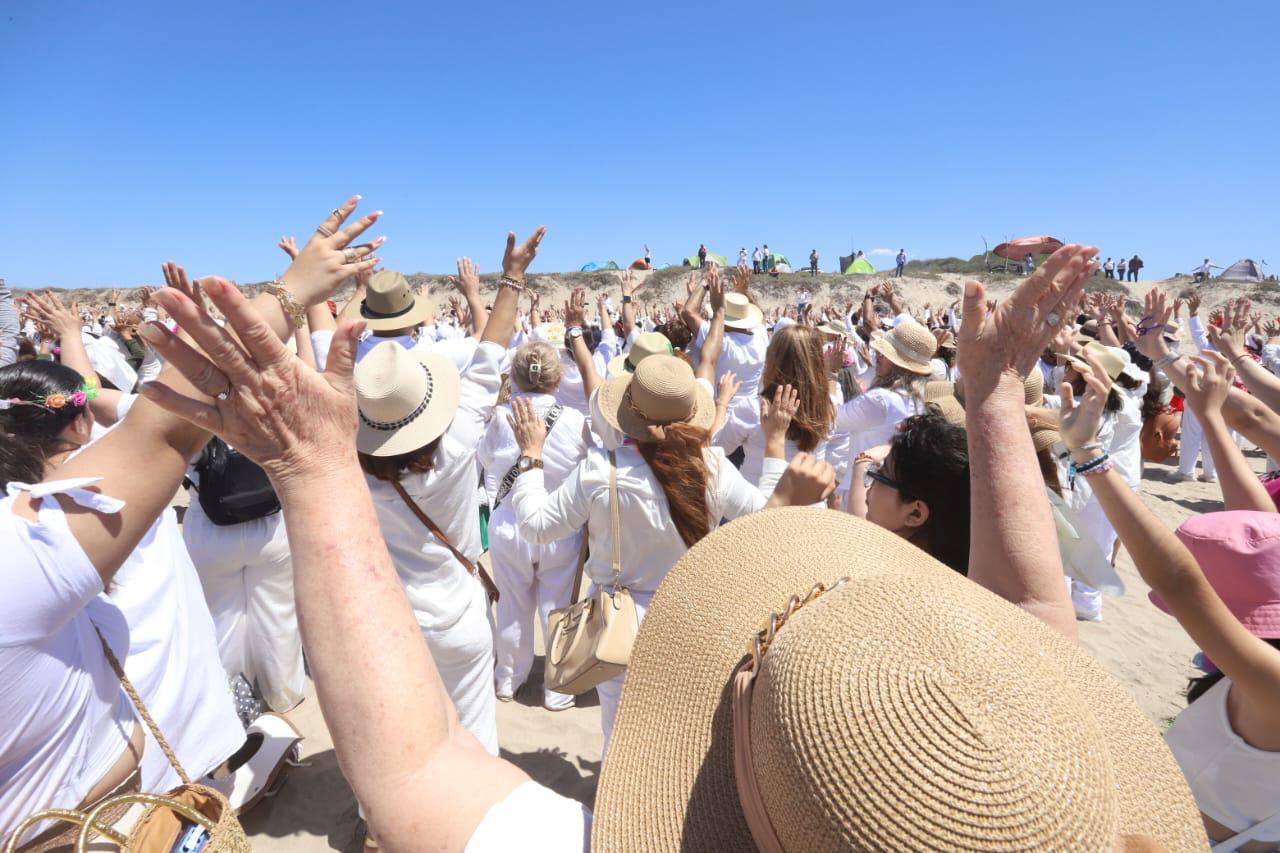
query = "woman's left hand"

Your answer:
(508, 396), (547, 457)
(1181, 351), (1236, 420)
(1058, 348), (1113, 451)
(281, 197), (385, 306)
(761, 384), (799, 440)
